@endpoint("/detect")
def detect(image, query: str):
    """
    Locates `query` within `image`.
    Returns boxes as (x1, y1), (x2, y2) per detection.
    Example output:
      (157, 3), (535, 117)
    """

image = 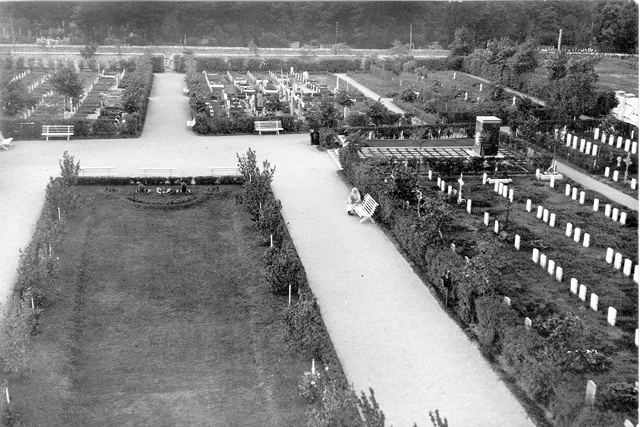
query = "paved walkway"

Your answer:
(0, 72), (540, 426)
(335, 73), (406, 115)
